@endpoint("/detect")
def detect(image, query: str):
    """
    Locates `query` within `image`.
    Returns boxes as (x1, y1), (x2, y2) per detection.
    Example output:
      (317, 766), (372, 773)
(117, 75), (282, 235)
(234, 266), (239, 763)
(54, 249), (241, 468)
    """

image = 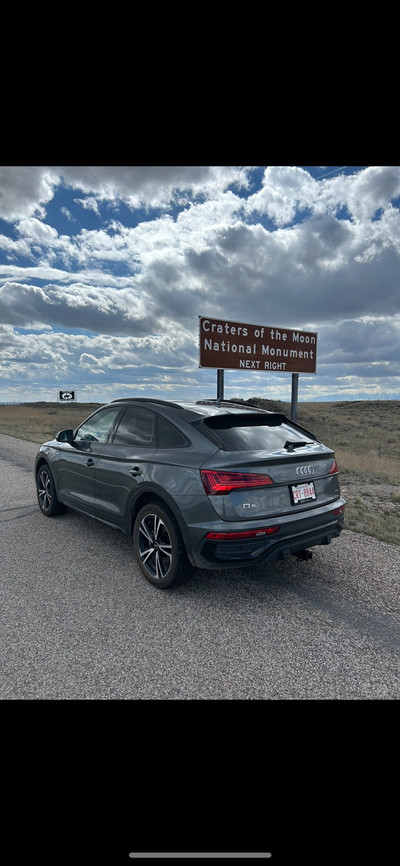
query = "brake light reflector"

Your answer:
(205, 526), (280, 540)
(329, 460), (339, 474)
(201, 469), (274, 495)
